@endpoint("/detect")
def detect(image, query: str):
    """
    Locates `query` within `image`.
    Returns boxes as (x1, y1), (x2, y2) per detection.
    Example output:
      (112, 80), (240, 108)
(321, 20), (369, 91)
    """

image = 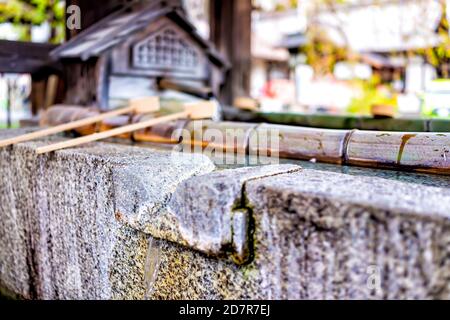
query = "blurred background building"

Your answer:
(1, 0), (450, 128)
